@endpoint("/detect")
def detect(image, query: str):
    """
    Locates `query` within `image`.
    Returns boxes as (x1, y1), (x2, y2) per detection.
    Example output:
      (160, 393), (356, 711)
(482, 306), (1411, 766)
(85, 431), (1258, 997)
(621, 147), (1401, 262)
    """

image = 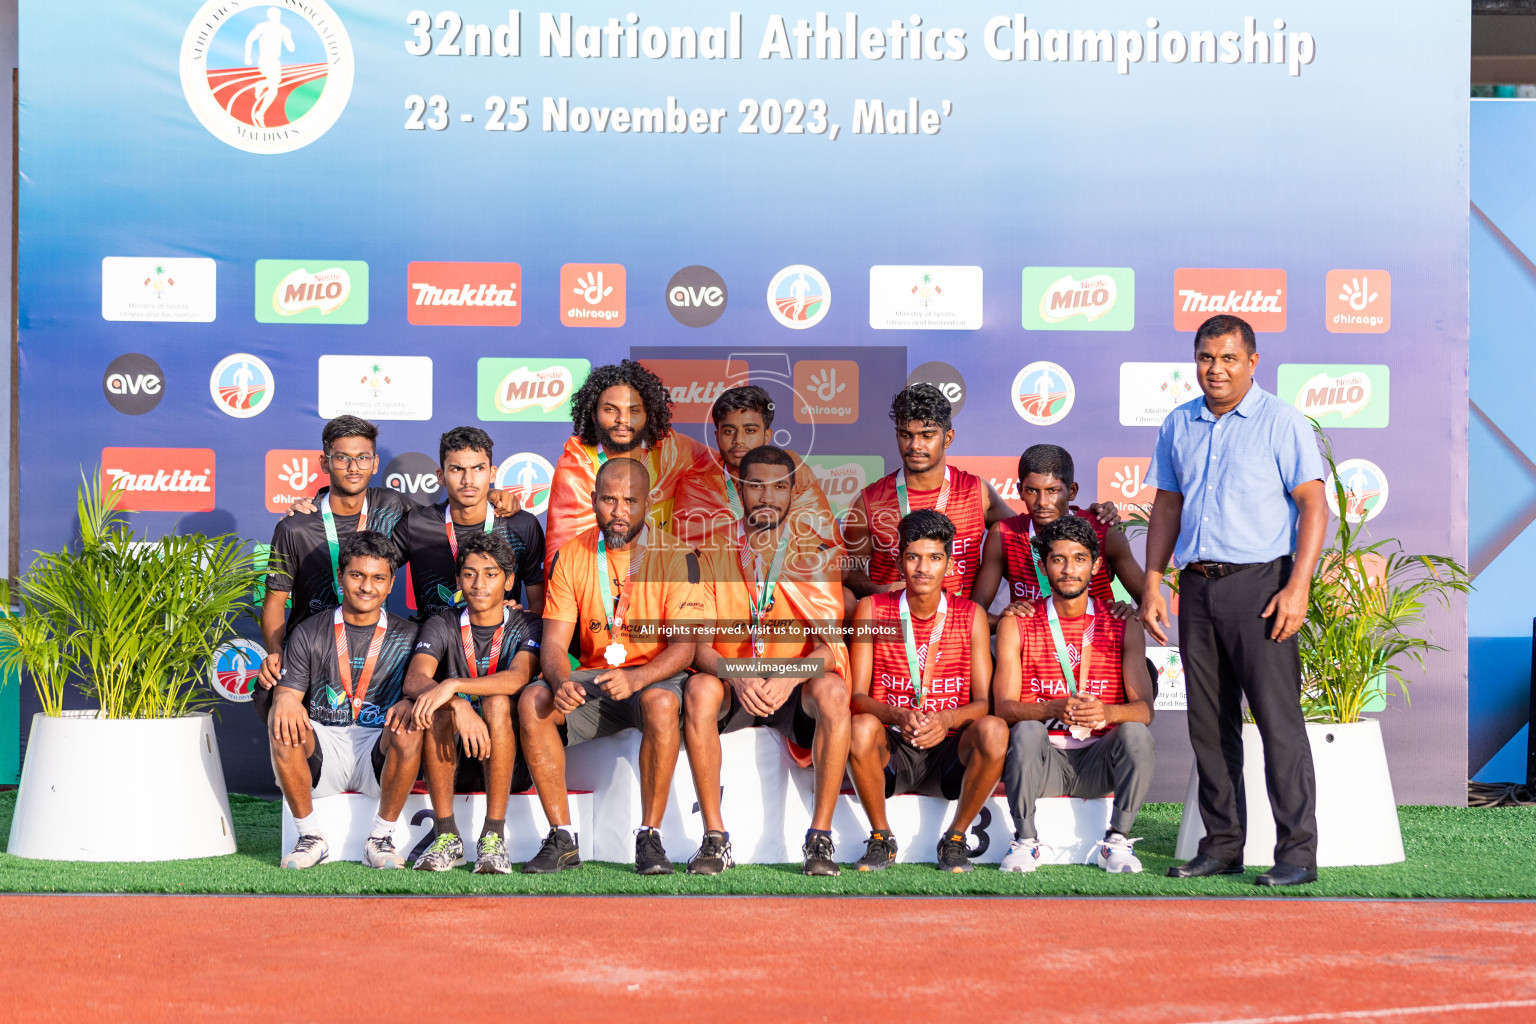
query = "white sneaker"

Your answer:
(1089, 833), (1143, 874)
(363, 833), (406, 869)
(1000, 837), (1044, 873)
(282, 833), (329, 869)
